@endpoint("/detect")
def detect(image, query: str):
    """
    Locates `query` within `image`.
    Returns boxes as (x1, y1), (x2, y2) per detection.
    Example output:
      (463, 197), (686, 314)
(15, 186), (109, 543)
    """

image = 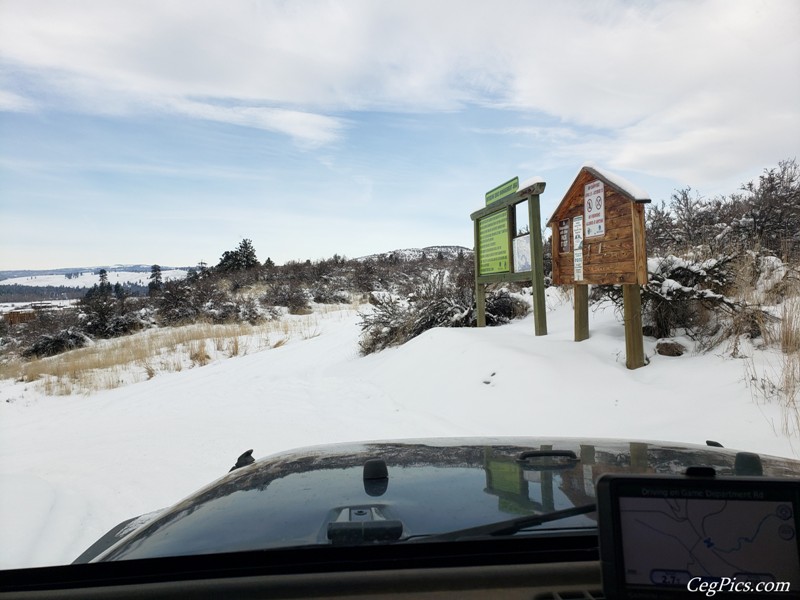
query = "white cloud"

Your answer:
(169, 99), (345, 148)
(0, 89), (36, 111)
(0, 0), (797, 174)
